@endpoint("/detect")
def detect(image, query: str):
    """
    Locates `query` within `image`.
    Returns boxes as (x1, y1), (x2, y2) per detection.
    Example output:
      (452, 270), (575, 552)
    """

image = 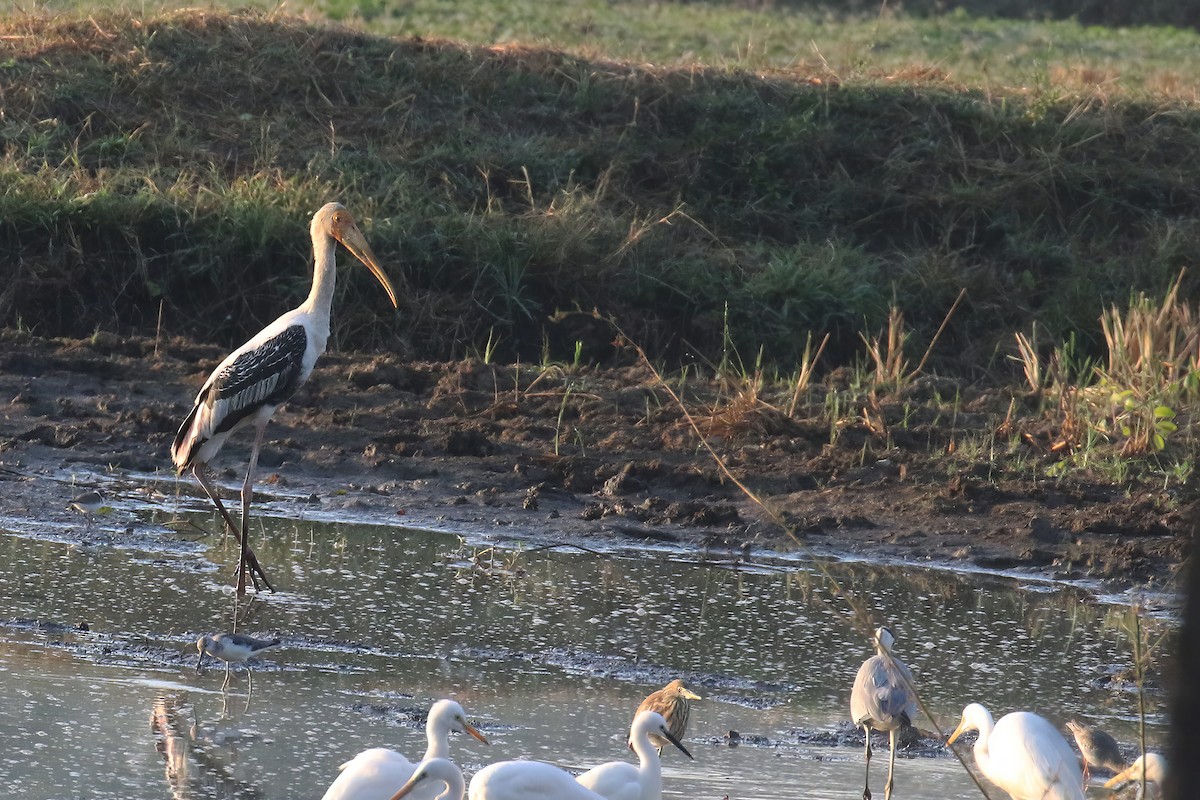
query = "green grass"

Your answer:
(3, 4), (1200, 377)
(29, 0), (1200, 96)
